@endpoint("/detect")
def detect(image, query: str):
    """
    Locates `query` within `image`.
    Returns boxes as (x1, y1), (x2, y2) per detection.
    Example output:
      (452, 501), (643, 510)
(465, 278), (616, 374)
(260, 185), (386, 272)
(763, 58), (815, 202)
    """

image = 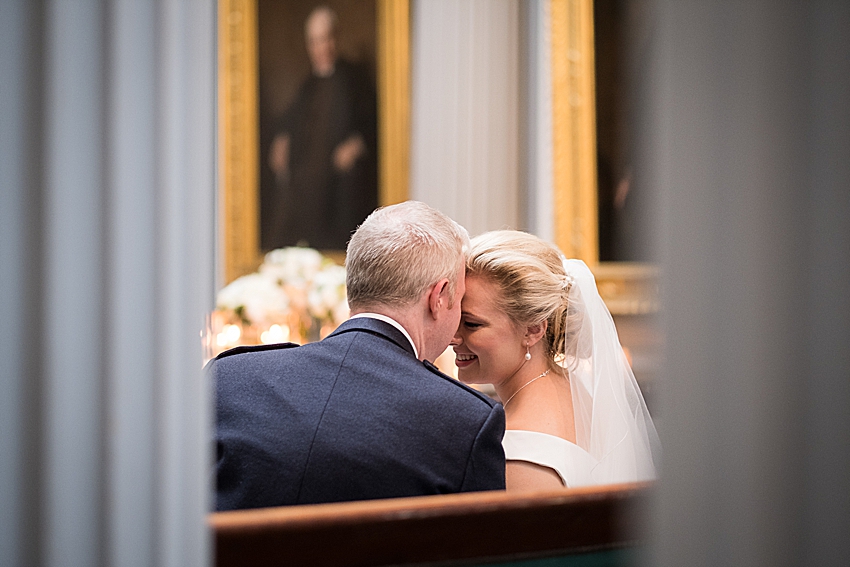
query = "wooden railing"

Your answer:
(211, 482), (653, 567)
